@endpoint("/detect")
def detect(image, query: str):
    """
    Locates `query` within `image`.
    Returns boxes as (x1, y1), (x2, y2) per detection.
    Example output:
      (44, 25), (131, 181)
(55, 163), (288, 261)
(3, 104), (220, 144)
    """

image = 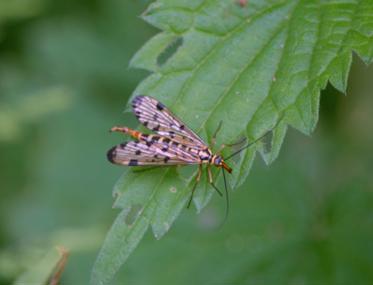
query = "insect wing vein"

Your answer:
(132, 95), (207, 148)
(107, 140), (199, 166)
